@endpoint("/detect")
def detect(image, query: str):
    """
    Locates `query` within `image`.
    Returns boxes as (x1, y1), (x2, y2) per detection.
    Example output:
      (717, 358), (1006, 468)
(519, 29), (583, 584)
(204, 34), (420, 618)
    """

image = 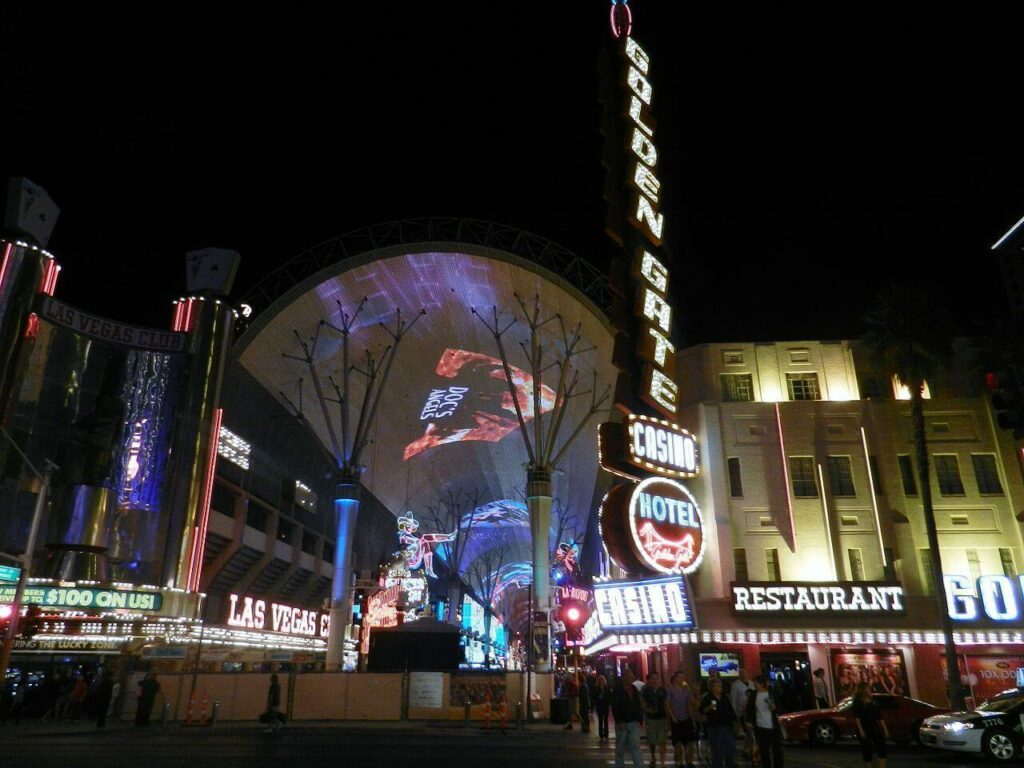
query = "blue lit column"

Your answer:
(327, 475), (360, 670)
